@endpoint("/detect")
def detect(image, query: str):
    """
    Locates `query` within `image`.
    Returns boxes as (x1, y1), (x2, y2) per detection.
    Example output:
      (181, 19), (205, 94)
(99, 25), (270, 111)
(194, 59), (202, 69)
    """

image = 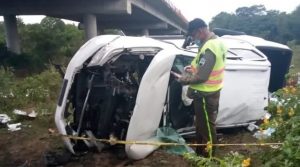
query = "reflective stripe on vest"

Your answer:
(204, 67), (224, 85)
(210, 67), (224, 77)
(190, 38), (227, 92)
(205, 79), (223, 85)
